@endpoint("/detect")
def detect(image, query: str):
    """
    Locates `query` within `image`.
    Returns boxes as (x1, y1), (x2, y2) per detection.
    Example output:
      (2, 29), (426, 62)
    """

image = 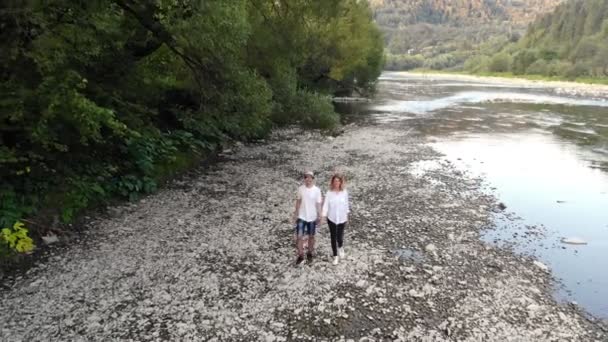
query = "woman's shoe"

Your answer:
(338, 248), (345, 258)
(295, 255), (304, 266)
(332, 256), (339, 265)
